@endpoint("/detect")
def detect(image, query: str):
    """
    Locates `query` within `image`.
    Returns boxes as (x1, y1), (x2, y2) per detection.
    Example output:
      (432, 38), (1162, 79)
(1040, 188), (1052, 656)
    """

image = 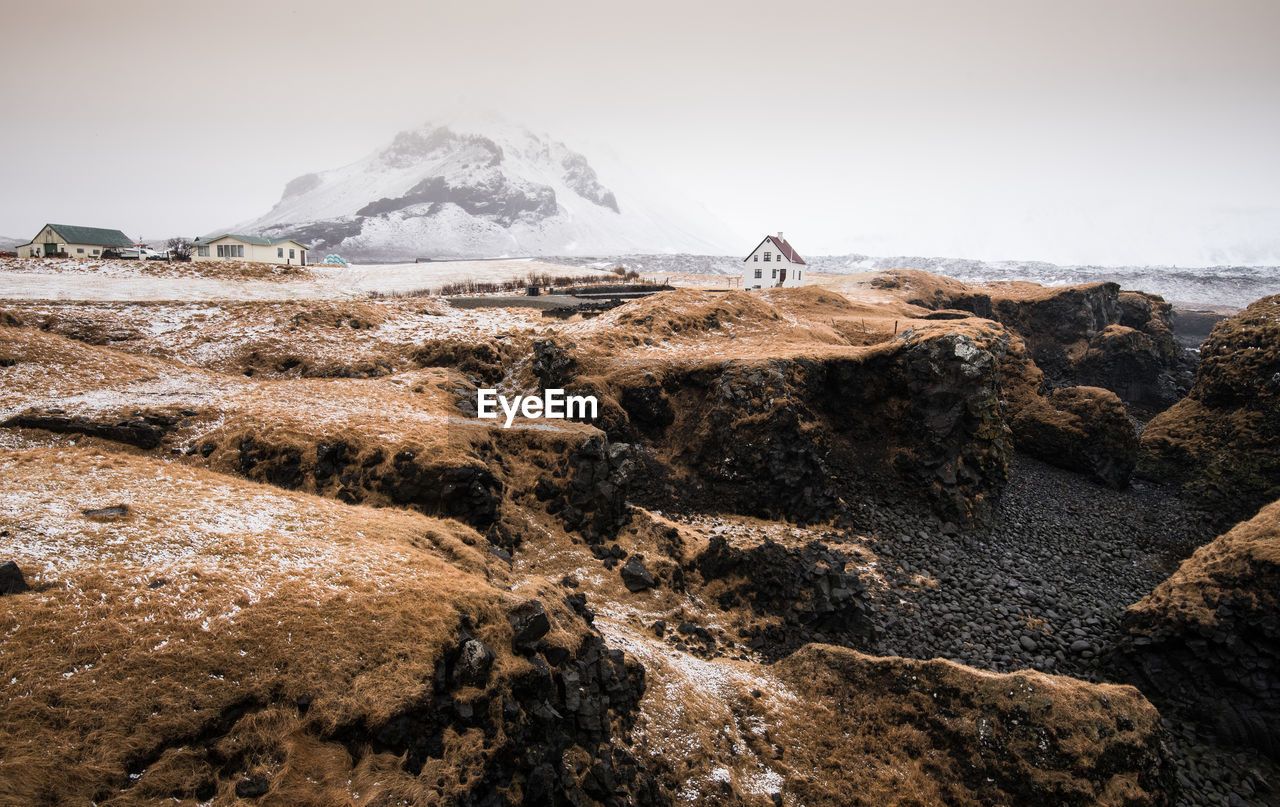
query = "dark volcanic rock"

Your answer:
(618, 376), (674, 430)
(356, 173), (558, 227)
(509, 599), (551, 652)
(620, 556), (655, 592)
(335, 626), (660, 805)
(1171, 307), (1230, 349)
(537, 435), (633, 542)
(234, 777), (270, 798)
(453, 639), (496, 688)
(1, 409), (176, 450)
(1076, 324), (1193, 413)
(884, 332), (1013, 525)
(1116, 498), (1280, 760)
(226, 435), (504, 530)
(0, 561), (29, 595)
(531, 338), (578, 389)
(696, 536), (871, 658)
